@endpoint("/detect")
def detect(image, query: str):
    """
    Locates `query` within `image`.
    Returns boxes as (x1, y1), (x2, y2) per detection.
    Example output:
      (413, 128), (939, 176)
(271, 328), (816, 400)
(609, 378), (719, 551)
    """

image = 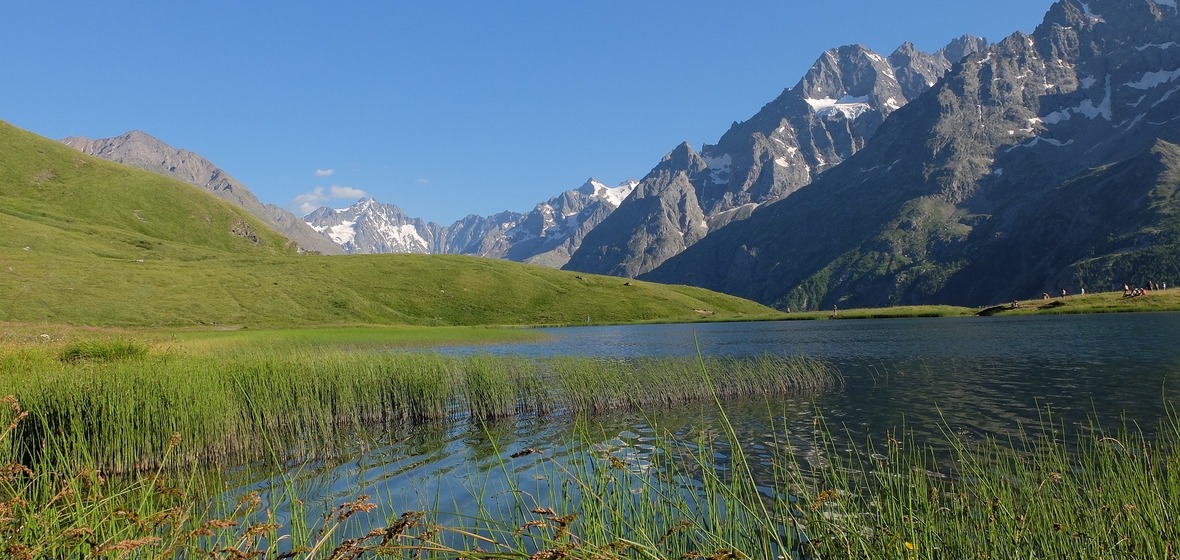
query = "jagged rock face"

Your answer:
(941, 34), (991, 65)
(566, 144), (710, 277)
(60, 131), (344, 255)
(645, 0), (1180, 309)
(508, 179), (638, 267)
(304, 178), (636, 267)
(566, 37), (987, 278)
(889, 42), (952, 100)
